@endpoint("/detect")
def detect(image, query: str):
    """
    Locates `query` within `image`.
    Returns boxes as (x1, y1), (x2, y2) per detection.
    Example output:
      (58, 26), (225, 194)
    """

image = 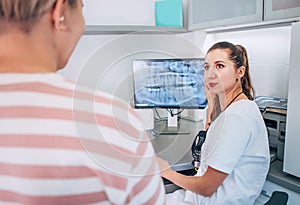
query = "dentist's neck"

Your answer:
(219, 87), (243, 111)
